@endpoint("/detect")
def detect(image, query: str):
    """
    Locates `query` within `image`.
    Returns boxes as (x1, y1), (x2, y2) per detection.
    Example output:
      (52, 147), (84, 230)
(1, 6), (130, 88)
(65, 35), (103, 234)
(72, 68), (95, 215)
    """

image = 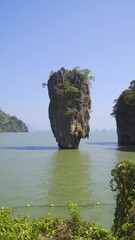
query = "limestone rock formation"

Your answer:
(112, 80), (135, 145)
(47, 67), (92, 149)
